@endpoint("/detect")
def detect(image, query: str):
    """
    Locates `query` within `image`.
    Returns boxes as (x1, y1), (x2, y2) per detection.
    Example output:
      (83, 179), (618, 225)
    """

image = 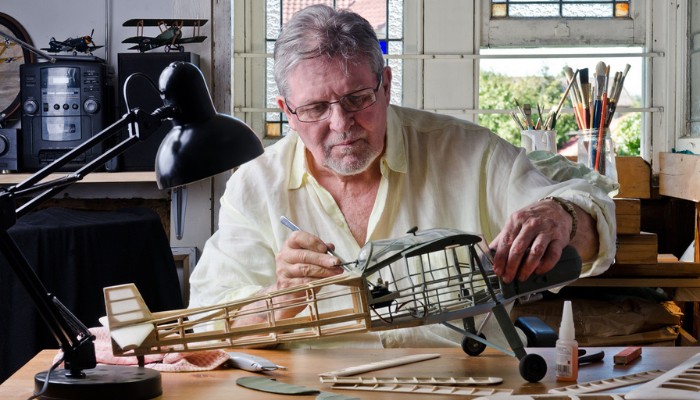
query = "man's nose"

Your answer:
(328, 102), (354, 132)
